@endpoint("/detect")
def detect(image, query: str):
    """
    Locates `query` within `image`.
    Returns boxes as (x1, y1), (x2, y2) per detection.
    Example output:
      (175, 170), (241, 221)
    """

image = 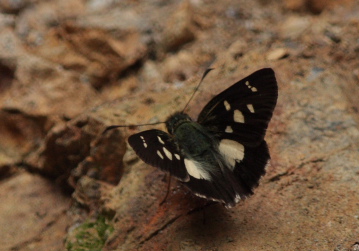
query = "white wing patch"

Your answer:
(234, 194), (241, 203)
(225, 126), (233, 133)
(245, 81), (258, 92)
(157, 136), (165, 144)
(162, 147), (173, 160)
(174, 153), (181, 160)
(234, 110), (244, 123)
(247, 104), (255, 113)
(157, 150), (164, 159)
(218, 139), (245, 169)
(140, 136), (148, 148)
(224, 100), (231, 111)
(184, 159), (211, 180)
